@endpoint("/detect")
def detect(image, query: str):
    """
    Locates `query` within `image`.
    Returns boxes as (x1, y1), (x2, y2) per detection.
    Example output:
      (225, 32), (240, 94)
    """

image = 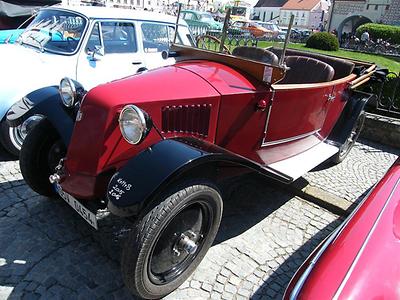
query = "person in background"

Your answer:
(361, 30), (370, 44)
